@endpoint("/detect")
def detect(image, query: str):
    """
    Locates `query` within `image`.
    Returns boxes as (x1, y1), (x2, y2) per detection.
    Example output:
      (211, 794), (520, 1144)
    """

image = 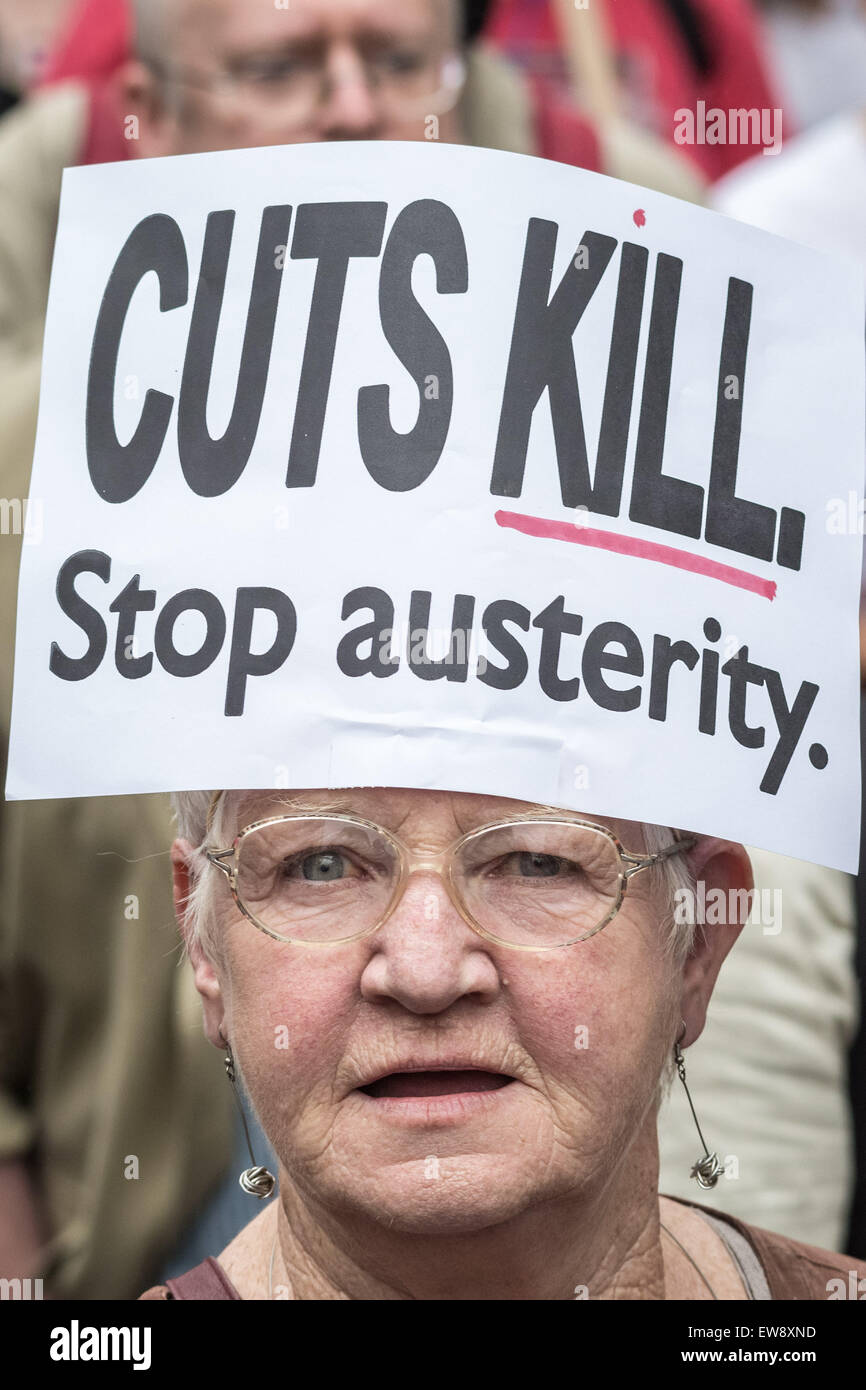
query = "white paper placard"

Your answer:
(6, 141), (864, 871)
